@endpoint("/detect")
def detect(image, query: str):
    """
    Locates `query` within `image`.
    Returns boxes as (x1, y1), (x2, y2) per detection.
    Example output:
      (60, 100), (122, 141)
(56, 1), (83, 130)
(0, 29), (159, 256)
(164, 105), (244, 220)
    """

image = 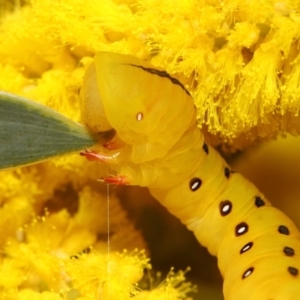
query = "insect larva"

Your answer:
(80, 51), (300, 300)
